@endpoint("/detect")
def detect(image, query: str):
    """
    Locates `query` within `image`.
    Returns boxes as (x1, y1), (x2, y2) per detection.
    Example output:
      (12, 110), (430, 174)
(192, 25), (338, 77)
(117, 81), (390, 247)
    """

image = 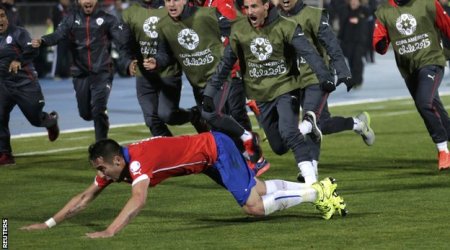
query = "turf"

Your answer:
(2, 96), (450, 249)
